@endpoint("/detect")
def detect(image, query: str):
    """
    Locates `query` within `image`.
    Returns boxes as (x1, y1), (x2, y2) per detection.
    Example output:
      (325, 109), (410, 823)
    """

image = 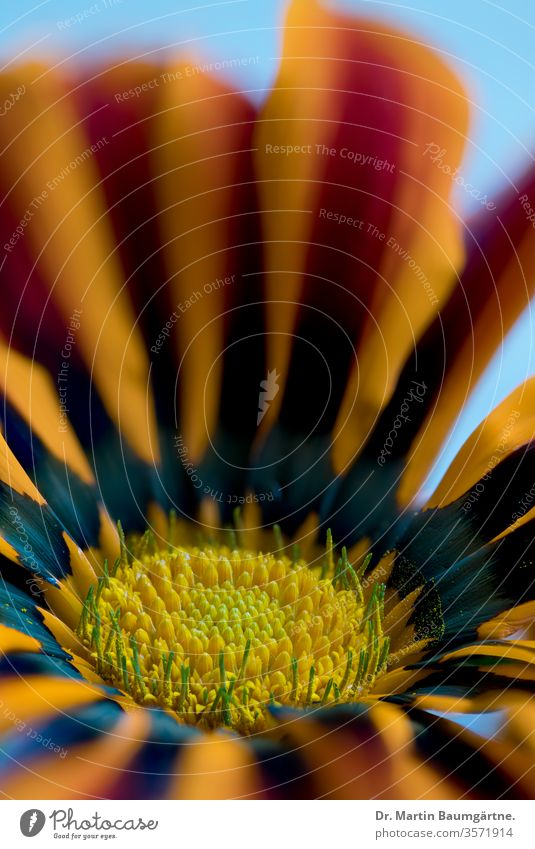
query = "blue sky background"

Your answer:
(1, 0), (534, 494)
